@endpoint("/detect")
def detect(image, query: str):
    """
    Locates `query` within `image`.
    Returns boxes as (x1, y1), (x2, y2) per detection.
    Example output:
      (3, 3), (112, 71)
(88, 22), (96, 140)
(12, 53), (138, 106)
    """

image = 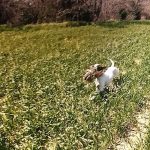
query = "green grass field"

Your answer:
(0, 21), (150, 149)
